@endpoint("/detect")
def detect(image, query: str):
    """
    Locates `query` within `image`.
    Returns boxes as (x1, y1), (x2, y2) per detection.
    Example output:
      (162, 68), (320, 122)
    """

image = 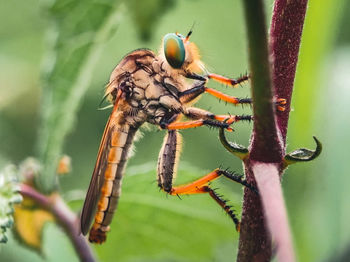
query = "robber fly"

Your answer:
(80, 31), (285, 243)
